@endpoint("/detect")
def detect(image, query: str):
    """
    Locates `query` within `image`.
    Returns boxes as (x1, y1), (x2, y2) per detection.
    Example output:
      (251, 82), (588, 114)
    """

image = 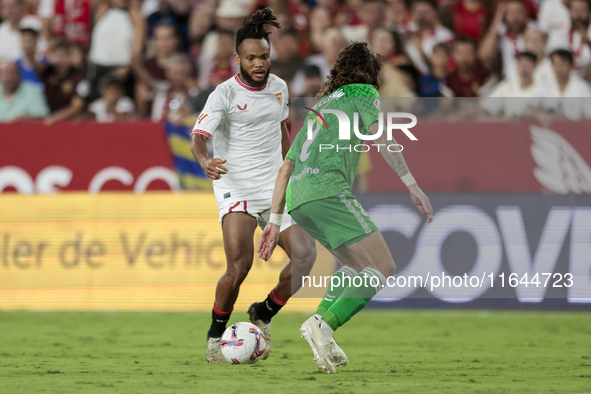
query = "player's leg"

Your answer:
(248, 224), (317, 359)
(299, 194), (394, 372)
(321, 230), (396, 333)
(206, 212), (257, 364)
